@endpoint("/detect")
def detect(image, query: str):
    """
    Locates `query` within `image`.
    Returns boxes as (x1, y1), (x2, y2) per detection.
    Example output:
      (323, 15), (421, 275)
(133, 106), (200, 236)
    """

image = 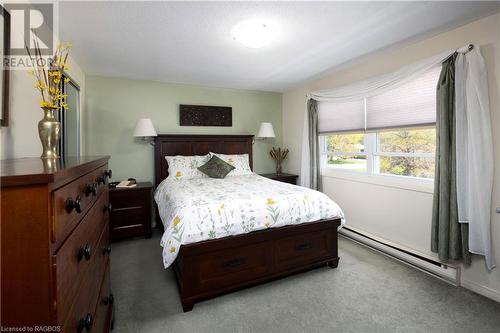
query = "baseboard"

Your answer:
(461, 279), (500, 303)
(340, 227), (459, 285)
